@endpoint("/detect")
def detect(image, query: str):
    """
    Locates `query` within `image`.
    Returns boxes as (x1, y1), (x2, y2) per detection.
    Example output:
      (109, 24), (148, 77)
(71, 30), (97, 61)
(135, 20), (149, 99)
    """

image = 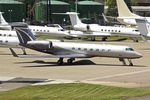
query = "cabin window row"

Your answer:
(72, 47), (111, 52)
(101, 29), (121, 33)
(0, 34), (12, 36)
(0, 40), (8, 43)
(32, 29), (50, 33)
